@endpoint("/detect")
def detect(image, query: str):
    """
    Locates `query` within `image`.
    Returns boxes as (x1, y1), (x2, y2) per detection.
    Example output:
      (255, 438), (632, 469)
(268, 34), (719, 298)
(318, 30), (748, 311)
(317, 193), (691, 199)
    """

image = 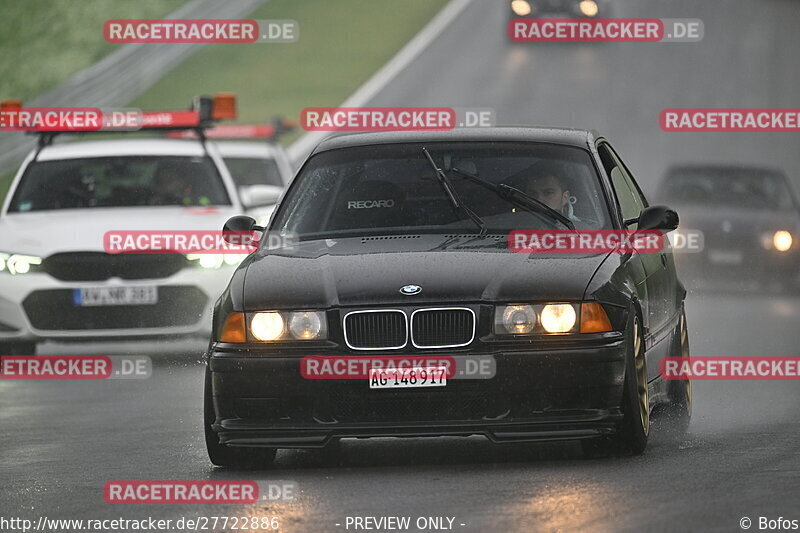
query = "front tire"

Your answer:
(658, 310), (692, 439)
(204, 368), (276, 468)
(583, 313), (649, 456)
